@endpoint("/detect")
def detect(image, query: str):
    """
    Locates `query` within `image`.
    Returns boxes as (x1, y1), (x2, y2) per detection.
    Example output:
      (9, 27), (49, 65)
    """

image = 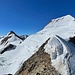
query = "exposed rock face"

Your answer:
(17, 38), (60, 75)
(0, 36), (12, 45)
(0, 44), (16, 54)
(20, 35), (28, 41)
(69, 36), (75, 45)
